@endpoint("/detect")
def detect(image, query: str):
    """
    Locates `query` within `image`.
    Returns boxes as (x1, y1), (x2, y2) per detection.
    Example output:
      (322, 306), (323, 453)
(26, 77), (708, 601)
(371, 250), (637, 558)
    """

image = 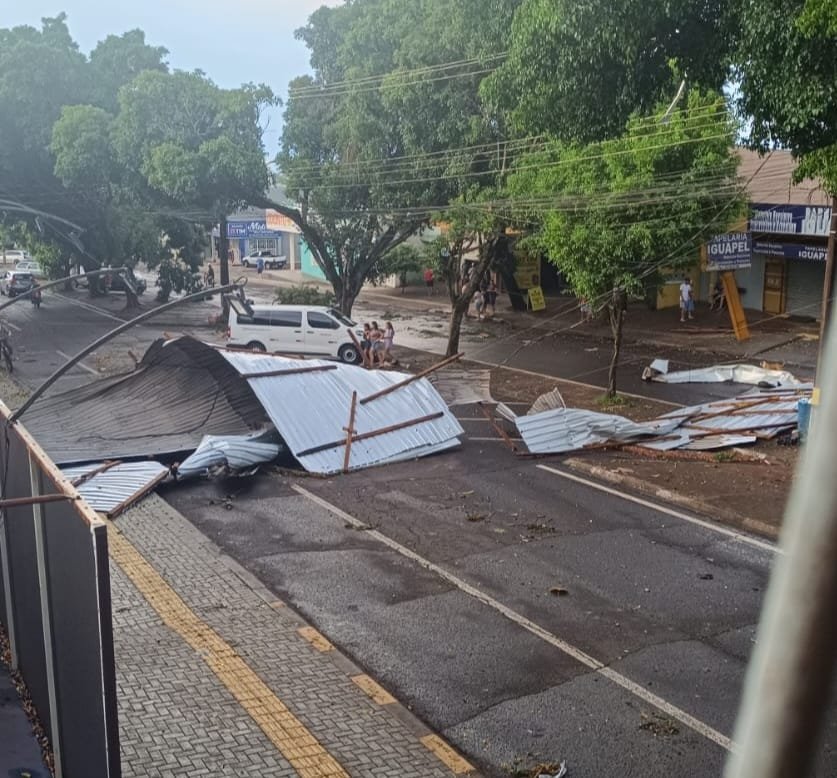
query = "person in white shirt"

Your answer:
(679, 277), (694, 322)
